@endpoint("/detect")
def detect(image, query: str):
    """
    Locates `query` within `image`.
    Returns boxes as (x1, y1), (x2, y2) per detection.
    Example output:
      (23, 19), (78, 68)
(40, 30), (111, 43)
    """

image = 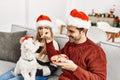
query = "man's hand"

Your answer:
(53, 60), (78, 72)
